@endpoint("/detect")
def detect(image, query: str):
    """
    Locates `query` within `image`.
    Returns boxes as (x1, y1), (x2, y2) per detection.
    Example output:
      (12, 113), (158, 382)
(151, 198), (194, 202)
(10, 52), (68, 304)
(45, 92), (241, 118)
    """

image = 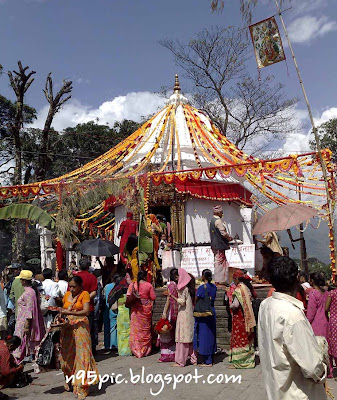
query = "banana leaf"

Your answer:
(0, 204), (56, 231)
